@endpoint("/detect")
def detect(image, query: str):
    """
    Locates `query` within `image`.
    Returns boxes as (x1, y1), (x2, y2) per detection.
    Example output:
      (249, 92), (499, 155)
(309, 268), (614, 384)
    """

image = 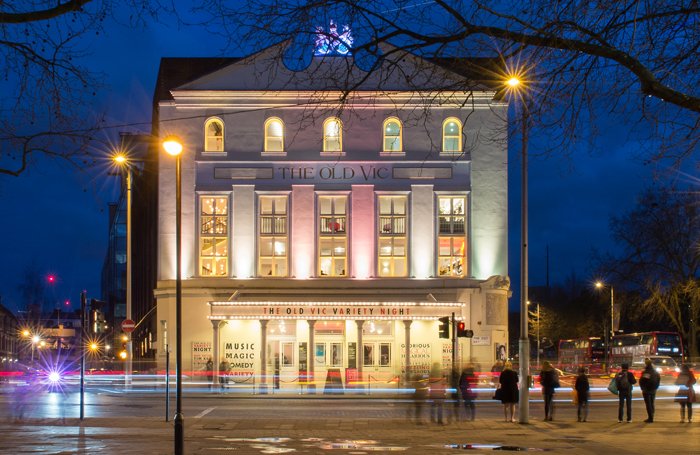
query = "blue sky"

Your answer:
(0, 13), (655, 315)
